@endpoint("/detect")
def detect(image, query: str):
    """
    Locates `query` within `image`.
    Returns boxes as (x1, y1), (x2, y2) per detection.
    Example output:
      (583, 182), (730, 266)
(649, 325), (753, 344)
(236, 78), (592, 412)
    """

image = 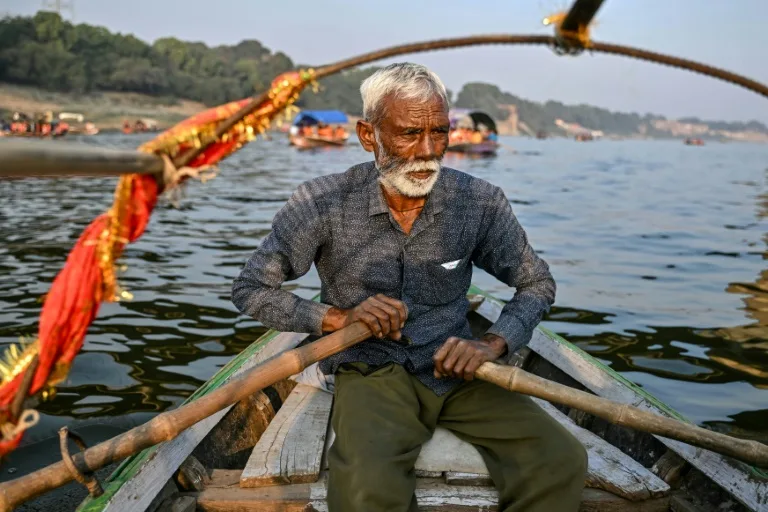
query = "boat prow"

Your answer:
(289, 110), (350, 149)
(77, 286), (768, 512)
